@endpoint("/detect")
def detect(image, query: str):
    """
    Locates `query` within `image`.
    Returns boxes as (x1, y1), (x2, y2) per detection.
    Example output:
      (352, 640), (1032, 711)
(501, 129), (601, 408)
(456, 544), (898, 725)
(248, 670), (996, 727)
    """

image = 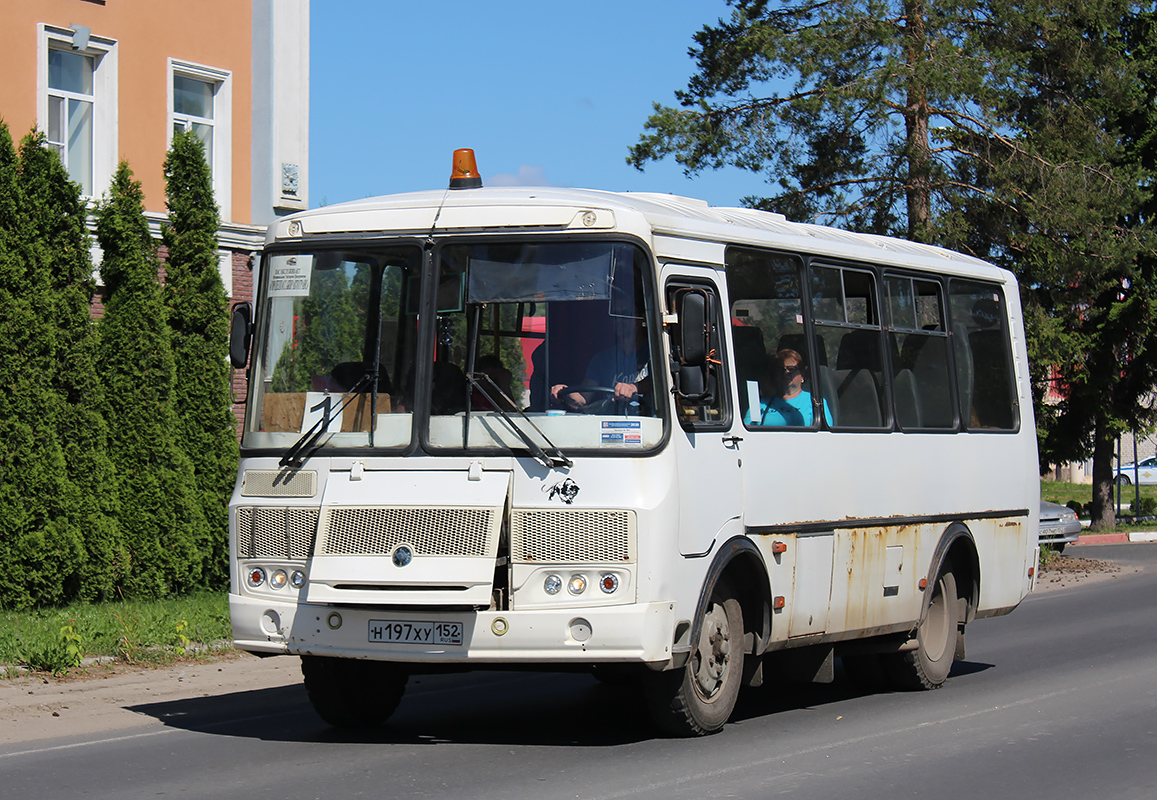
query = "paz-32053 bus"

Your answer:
(228, 149), (1039, 736)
